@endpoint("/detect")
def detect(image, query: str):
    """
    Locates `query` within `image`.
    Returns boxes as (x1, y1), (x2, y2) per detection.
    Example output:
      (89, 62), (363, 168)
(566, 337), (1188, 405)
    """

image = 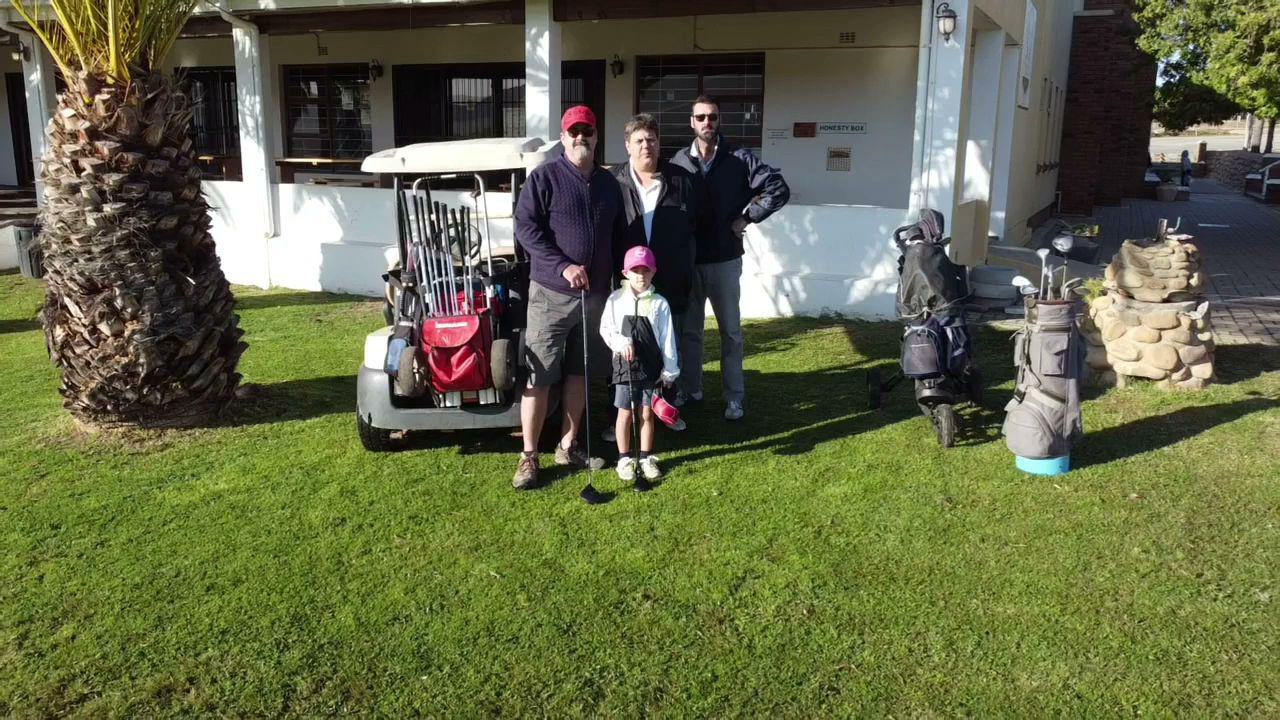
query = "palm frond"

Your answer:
(8, 0), (201, 84)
